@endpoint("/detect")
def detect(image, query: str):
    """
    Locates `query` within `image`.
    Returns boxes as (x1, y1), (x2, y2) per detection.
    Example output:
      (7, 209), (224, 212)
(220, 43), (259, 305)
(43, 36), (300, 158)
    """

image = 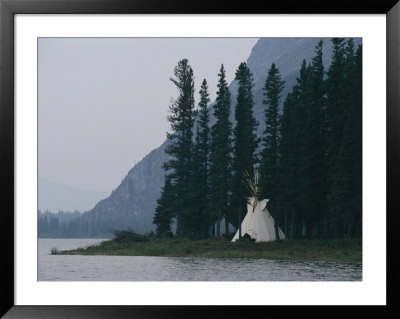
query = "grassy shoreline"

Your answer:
(56, 237), (362, 263)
